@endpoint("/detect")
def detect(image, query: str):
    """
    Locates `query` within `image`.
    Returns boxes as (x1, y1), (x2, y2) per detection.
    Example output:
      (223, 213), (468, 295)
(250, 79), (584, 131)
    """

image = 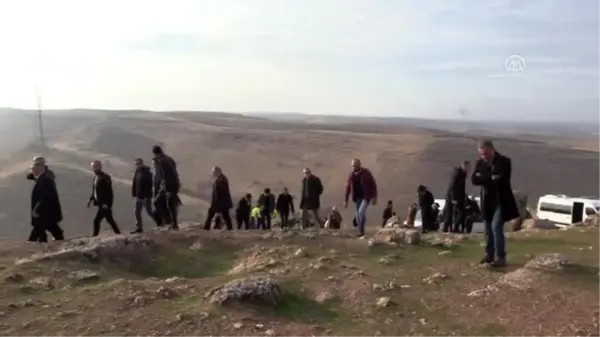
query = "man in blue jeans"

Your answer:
(471, 140), (519, 267)
(344, 159), (378, 237)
